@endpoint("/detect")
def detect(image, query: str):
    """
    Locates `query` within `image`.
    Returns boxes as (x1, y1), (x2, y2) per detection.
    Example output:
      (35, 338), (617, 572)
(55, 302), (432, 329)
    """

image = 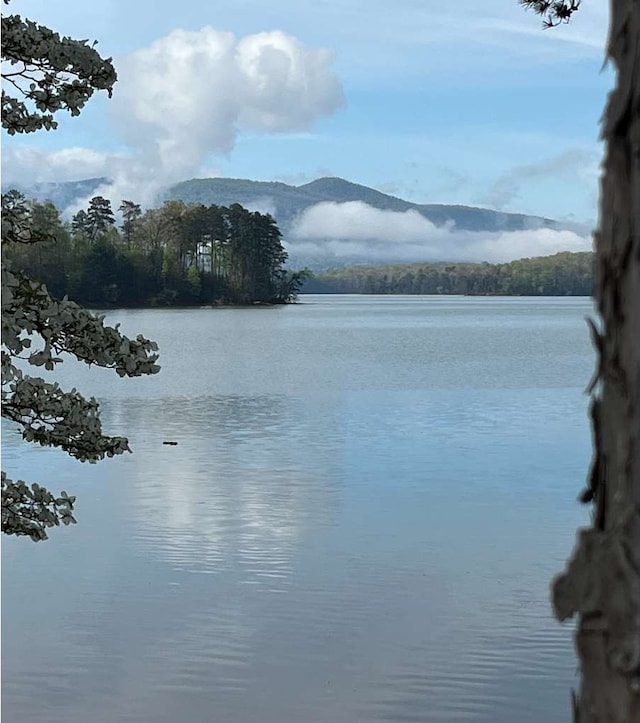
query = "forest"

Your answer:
(3, 192), (308, 307)
(303, 251), (594, 296)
